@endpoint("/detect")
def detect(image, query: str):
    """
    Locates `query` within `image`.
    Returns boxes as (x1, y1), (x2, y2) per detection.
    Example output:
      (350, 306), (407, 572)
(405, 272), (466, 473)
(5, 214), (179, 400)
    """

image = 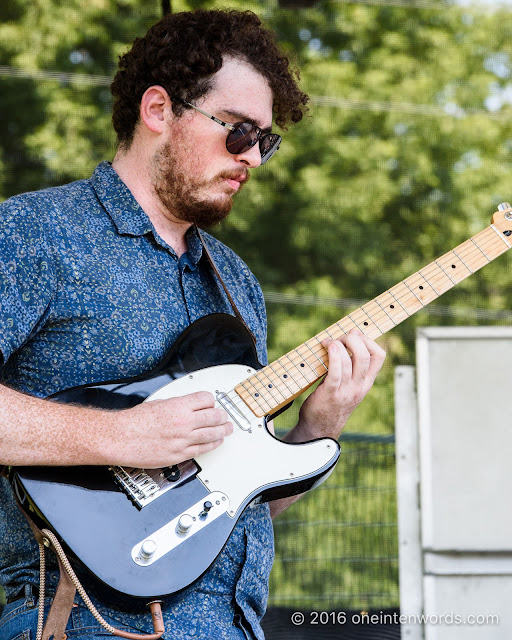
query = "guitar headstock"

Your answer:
(492, 202), (512, 237)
